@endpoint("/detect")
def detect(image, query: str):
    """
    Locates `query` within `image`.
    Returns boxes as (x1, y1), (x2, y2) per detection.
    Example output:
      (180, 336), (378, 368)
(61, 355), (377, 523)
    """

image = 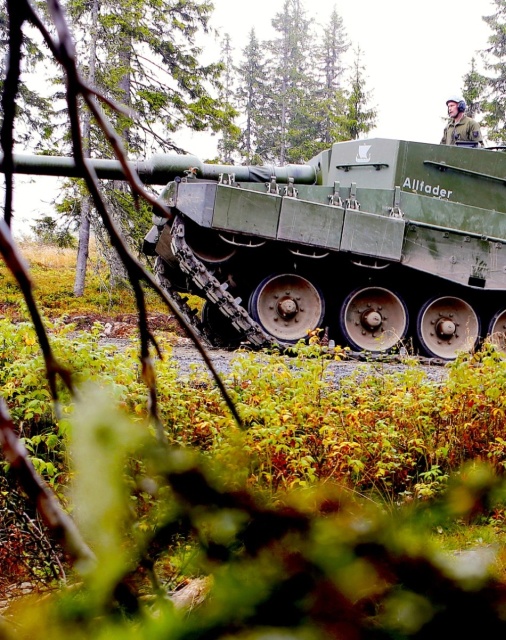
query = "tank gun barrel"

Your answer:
(0, 153), (317, 185)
